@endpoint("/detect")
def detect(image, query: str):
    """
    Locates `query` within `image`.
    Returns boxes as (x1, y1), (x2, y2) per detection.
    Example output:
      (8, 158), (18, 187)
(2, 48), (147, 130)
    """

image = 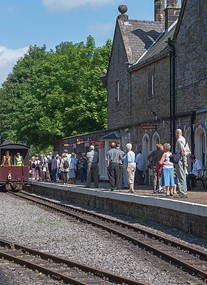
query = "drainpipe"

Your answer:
(168, 38), (176, 152)
(190, 110), (196, 155)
